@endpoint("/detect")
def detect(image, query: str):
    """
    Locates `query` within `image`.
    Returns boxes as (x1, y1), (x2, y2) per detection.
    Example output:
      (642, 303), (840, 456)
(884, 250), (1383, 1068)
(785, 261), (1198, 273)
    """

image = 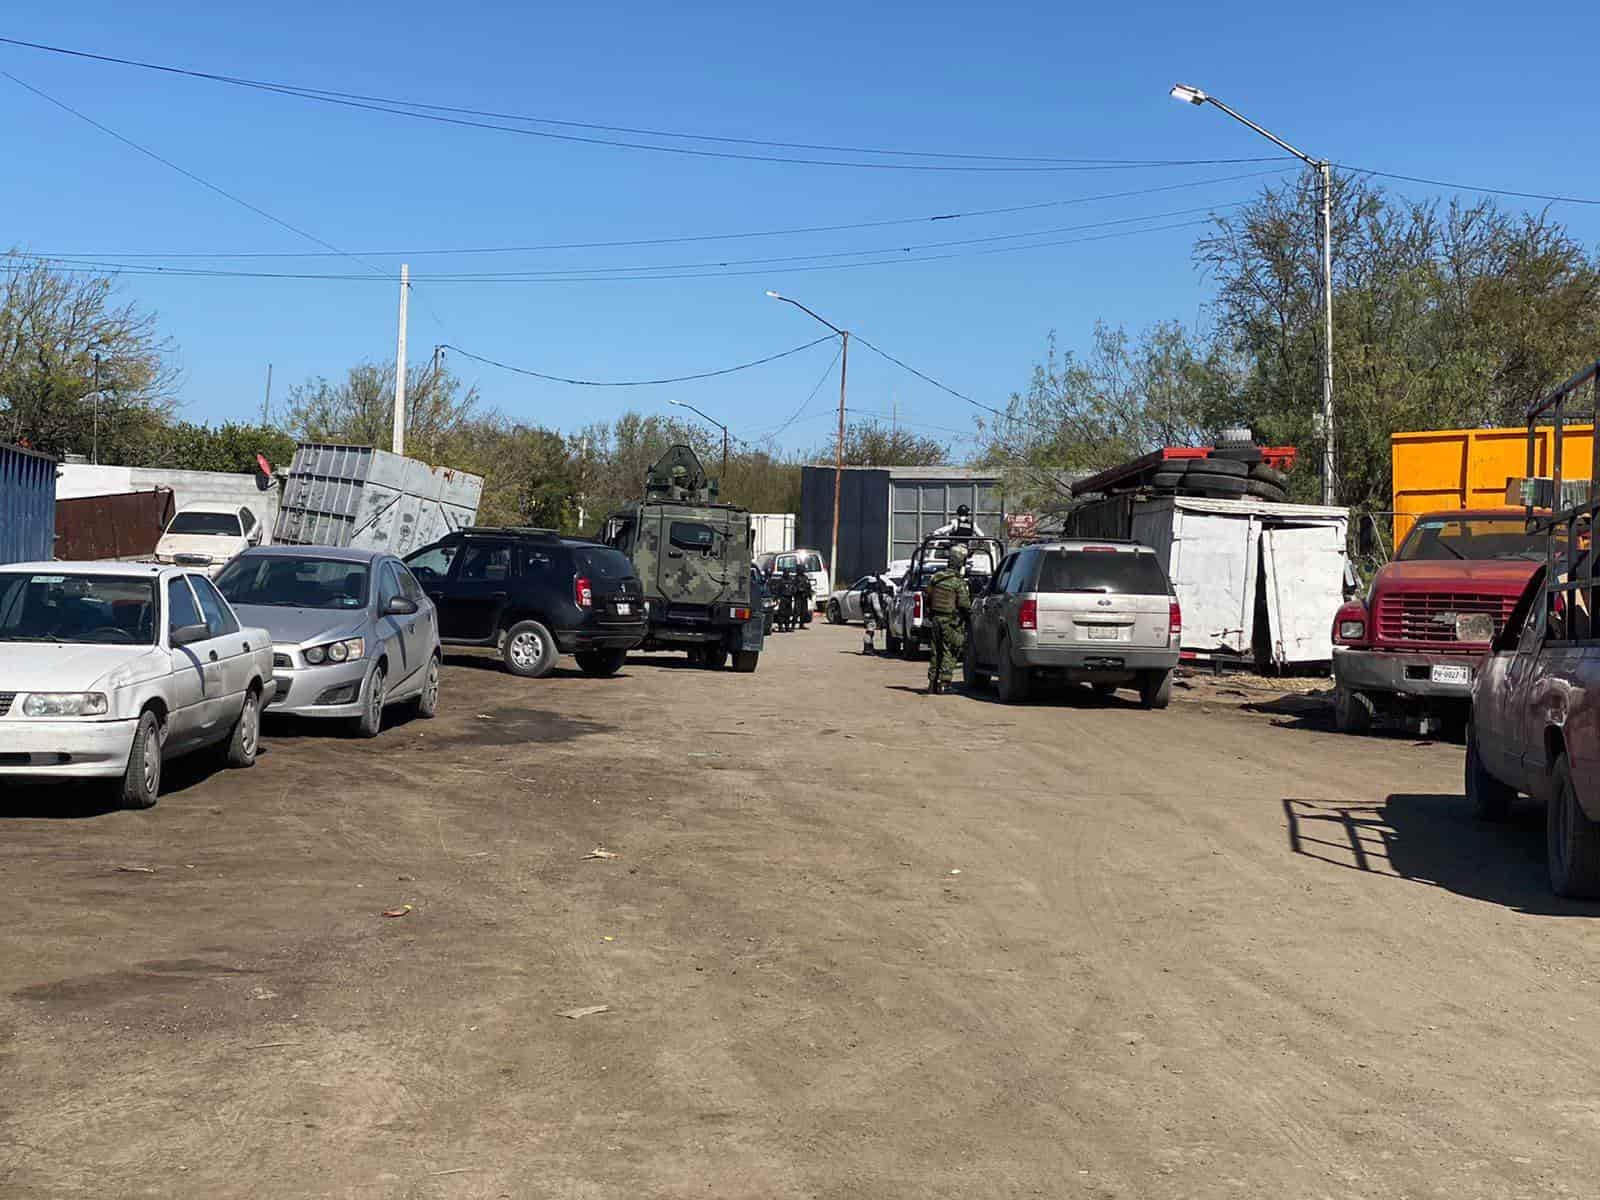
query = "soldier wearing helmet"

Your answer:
(924, 542), (972, 694)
